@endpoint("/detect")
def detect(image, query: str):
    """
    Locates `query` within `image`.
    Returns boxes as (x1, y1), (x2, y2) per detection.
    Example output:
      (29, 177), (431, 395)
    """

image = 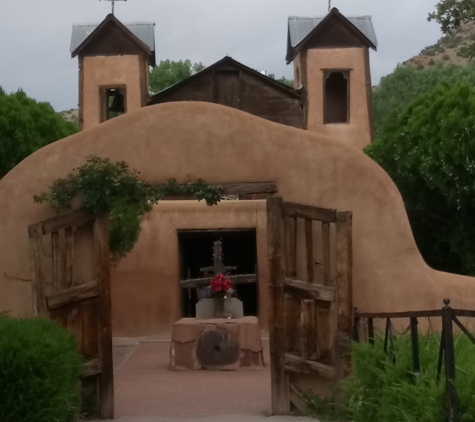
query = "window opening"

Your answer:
(324, 71), (349, 124)
(101, 87), (126, 121)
